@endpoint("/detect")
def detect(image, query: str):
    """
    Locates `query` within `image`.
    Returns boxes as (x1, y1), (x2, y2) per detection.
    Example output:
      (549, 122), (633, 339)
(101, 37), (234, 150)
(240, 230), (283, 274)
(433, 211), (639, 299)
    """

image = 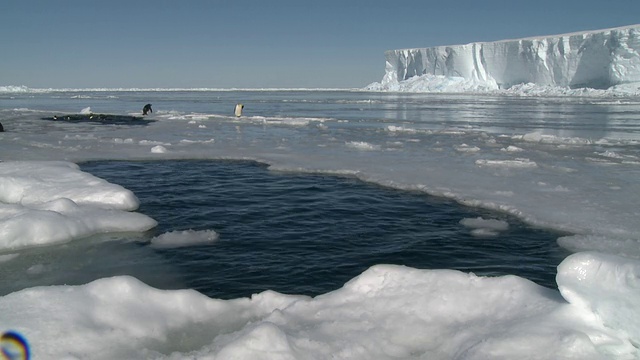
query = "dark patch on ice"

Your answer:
(41, 114), (156, 126)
